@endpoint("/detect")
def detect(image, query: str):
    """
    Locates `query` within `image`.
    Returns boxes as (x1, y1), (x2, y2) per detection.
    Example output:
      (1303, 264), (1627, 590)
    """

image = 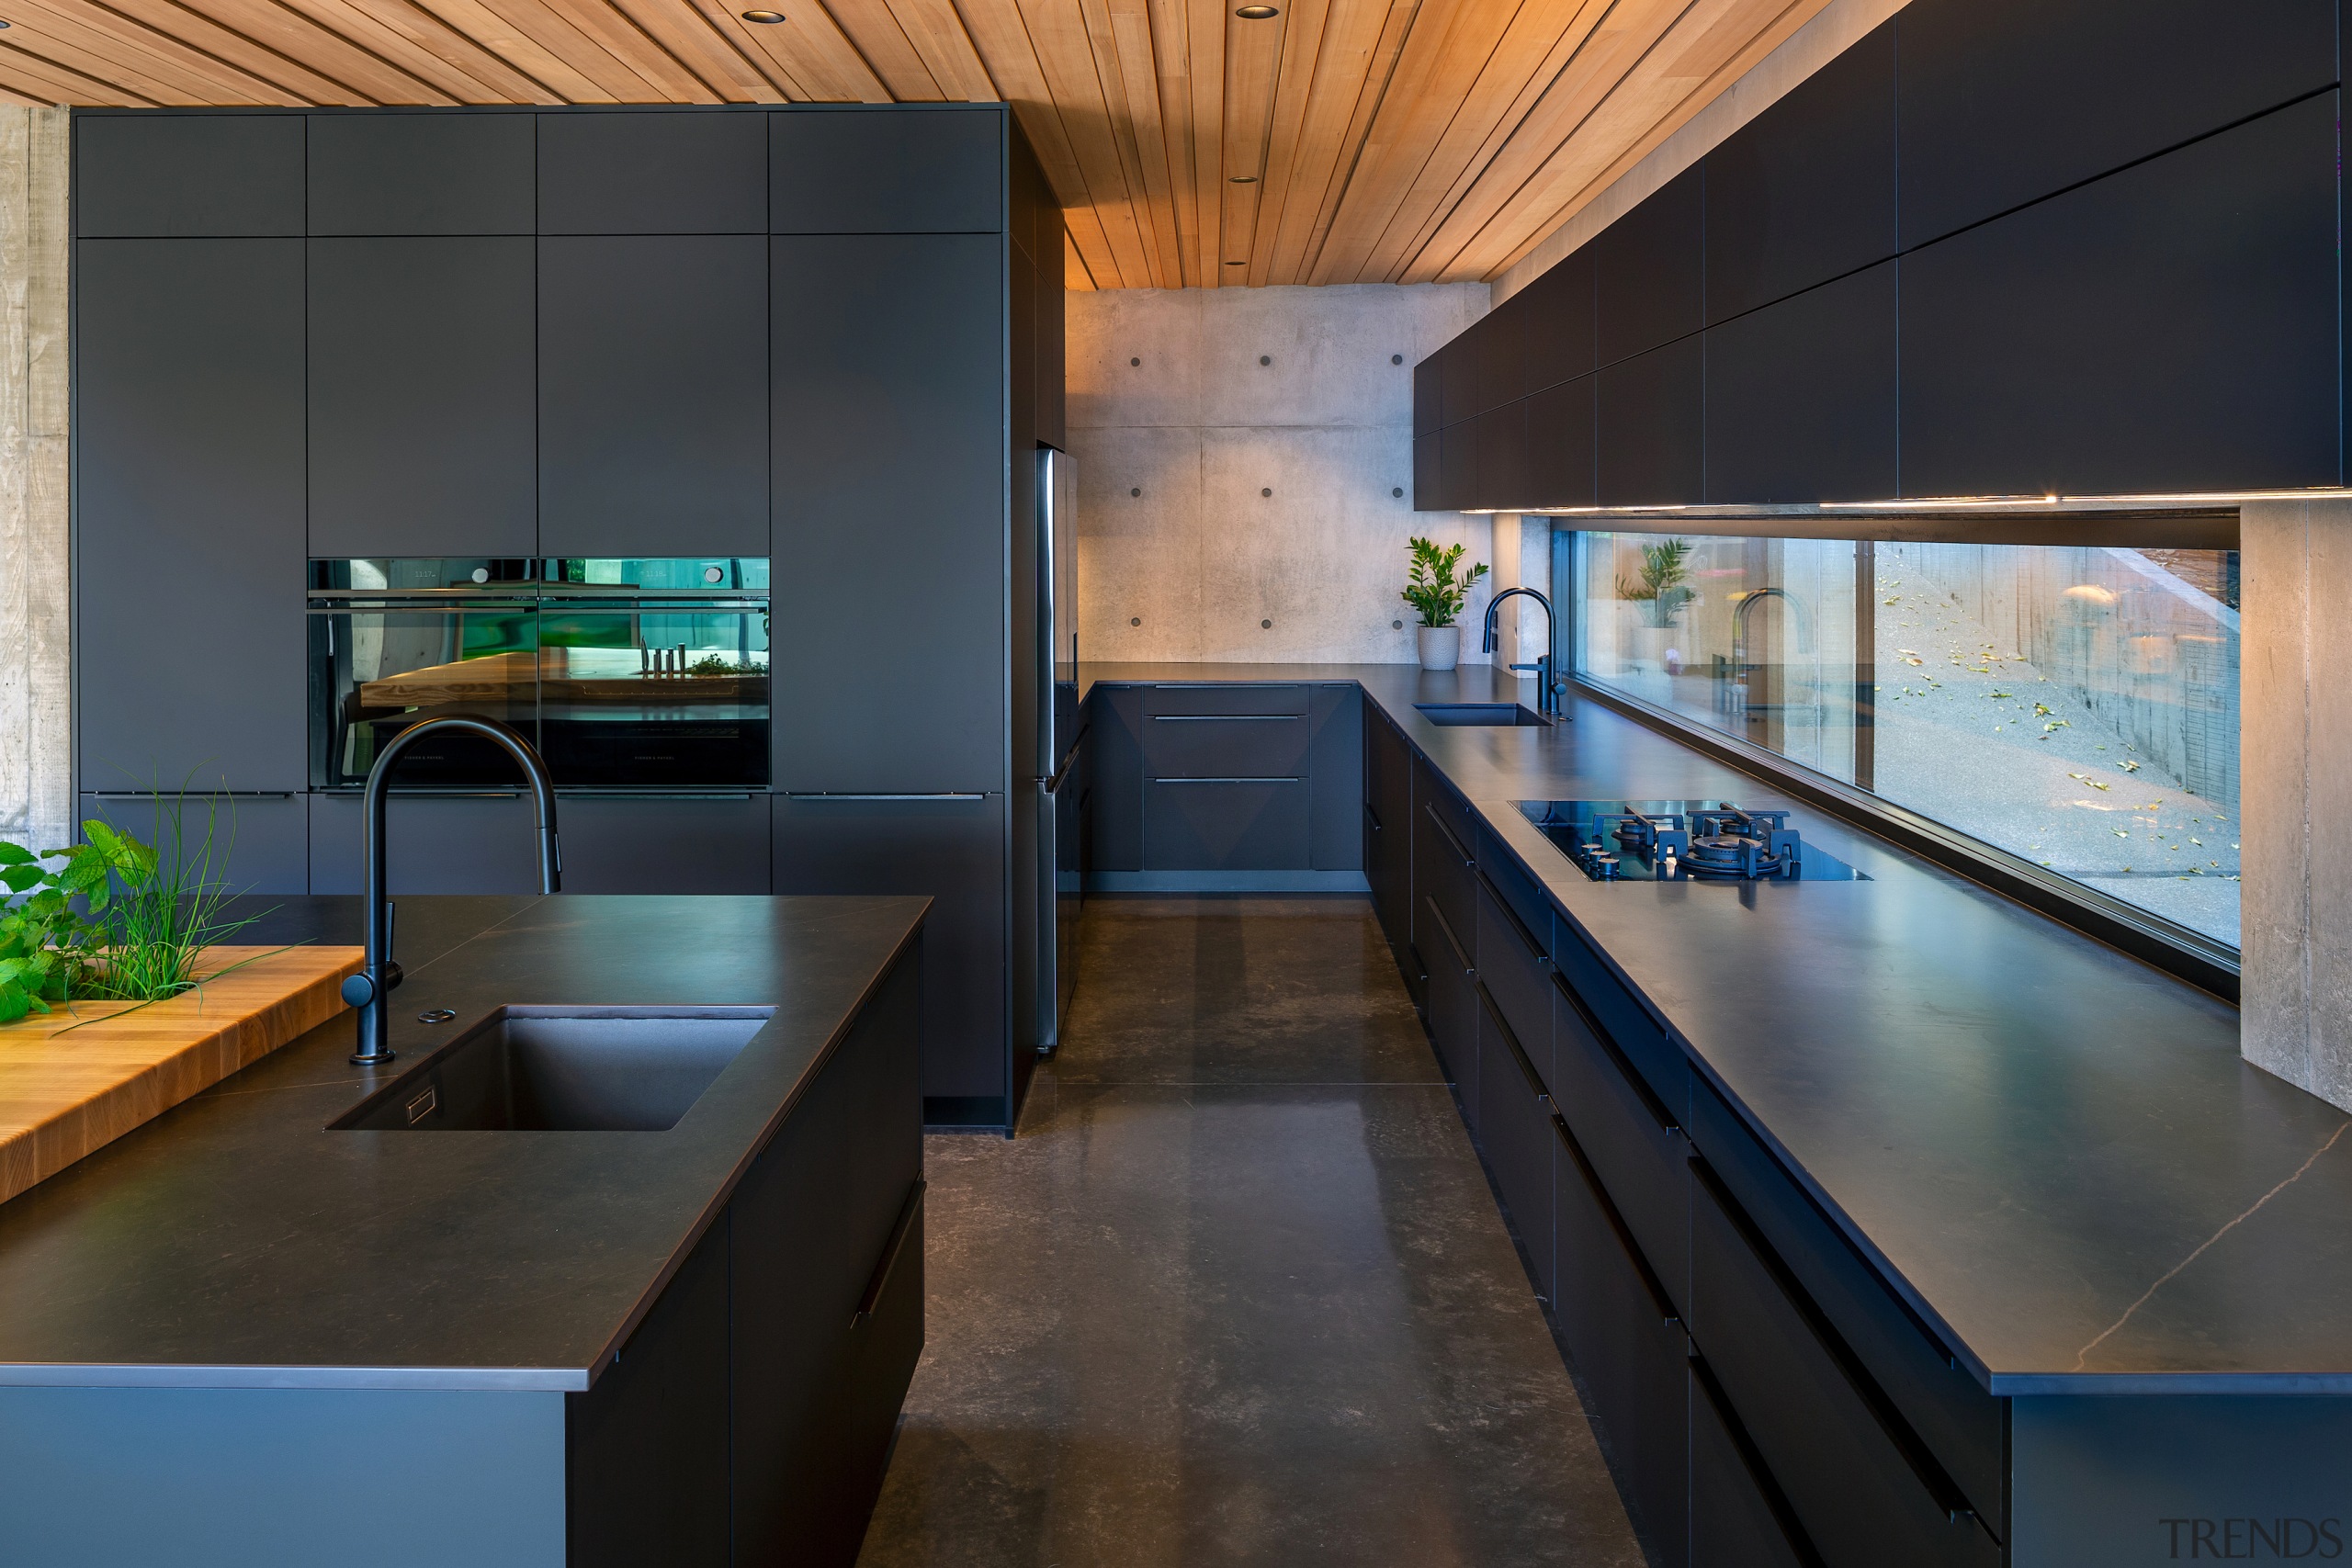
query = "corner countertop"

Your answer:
(0, 895), (926, 1393)
(1080, 662), (2335, 1396)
